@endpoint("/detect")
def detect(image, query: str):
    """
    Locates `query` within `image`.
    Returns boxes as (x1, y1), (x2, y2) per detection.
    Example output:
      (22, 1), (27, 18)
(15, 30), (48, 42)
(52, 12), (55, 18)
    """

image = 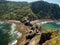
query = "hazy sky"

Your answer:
(8, 0), (60, 5)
